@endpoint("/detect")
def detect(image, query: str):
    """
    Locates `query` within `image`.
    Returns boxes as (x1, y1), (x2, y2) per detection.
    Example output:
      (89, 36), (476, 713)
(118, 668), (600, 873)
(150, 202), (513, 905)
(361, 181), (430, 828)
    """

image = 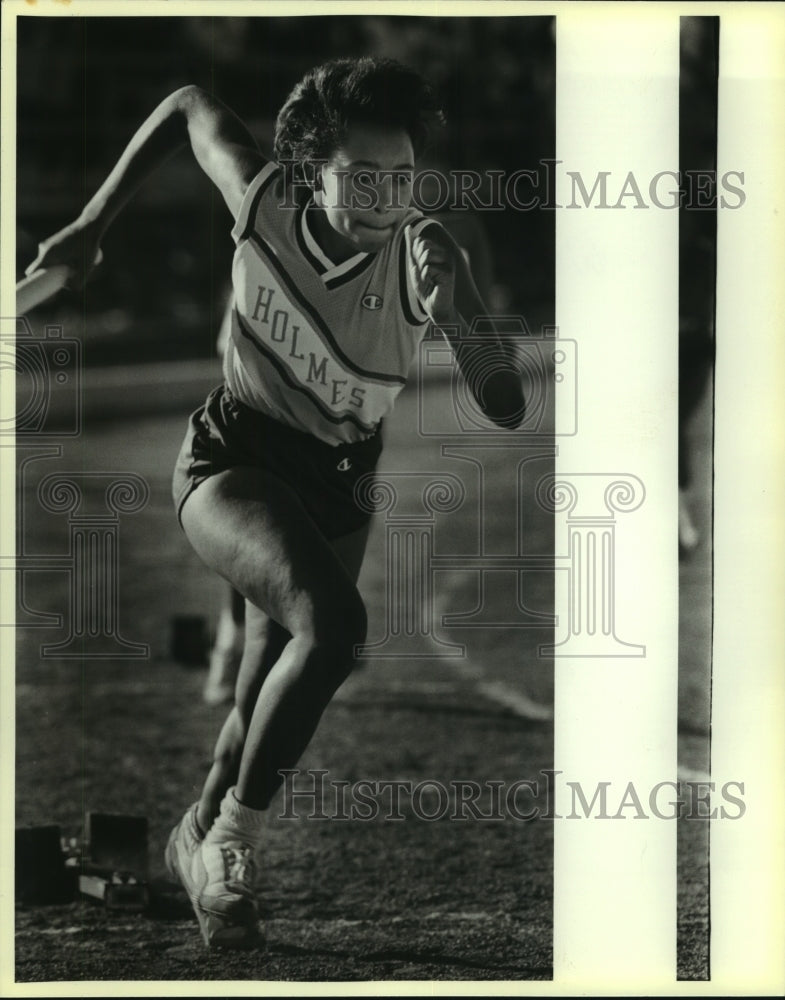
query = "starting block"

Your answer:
(78, 812), (149, 911)
(15, 825), (77, 903)
(78, 869), (150, 911)
(85, 812), (148, 874)
(17, 813), (150, 910)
